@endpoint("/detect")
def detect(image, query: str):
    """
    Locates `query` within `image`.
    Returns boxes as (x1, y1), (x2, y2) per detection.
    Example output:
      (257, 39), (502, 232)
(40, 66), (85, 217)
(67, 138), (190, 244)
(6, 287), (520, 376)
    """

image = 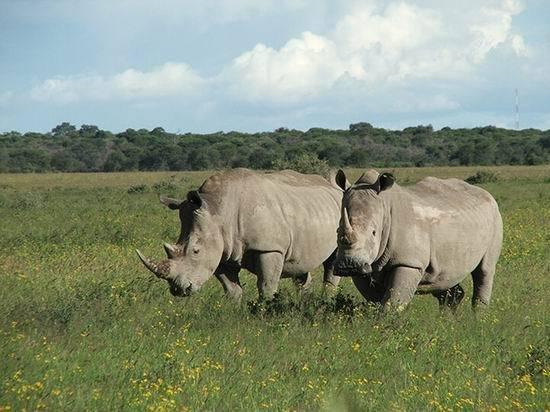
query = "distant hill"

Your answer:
(1, 122), (549, 172)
